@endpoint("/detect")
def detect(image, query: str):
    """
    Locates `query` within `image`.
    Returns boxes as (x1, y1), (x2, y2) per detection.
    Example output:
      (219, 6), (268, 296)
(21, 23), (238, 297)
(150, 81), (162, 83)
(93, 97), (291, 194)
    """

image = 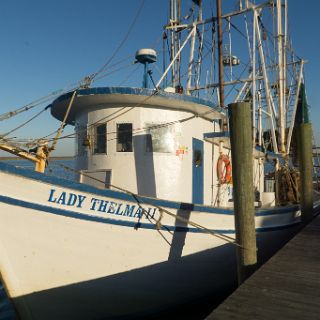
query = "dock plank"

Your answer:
(207, 215), (320, 320)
